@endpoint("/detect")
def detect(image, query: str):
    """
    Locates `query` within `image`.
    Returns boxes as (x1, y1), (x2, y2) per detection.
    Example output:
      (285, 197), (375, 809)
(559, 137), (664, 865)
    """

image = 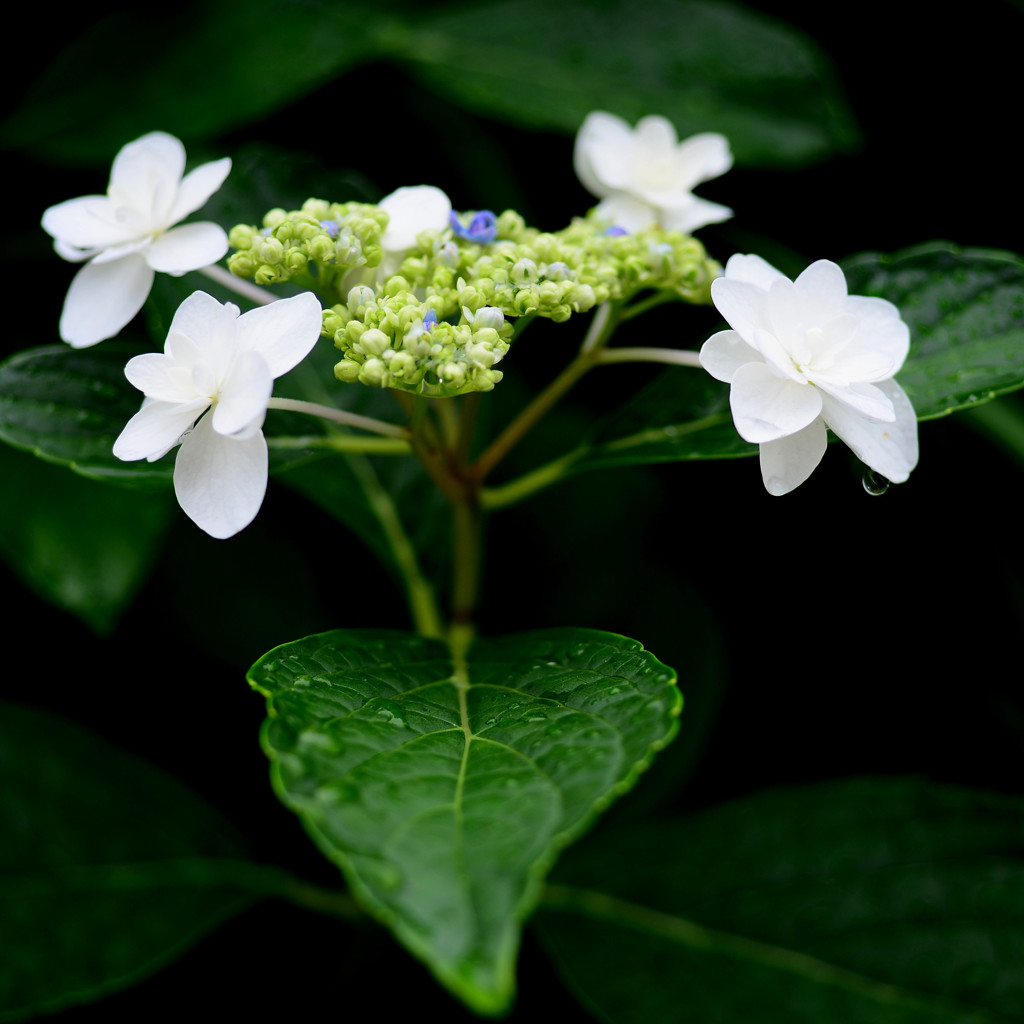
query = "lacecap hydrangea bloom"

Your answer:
(699, 255), (918, 495)
(112, 290), (323, 538)
(41, 132), (231, 347)
(574, 111), (733, 234)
